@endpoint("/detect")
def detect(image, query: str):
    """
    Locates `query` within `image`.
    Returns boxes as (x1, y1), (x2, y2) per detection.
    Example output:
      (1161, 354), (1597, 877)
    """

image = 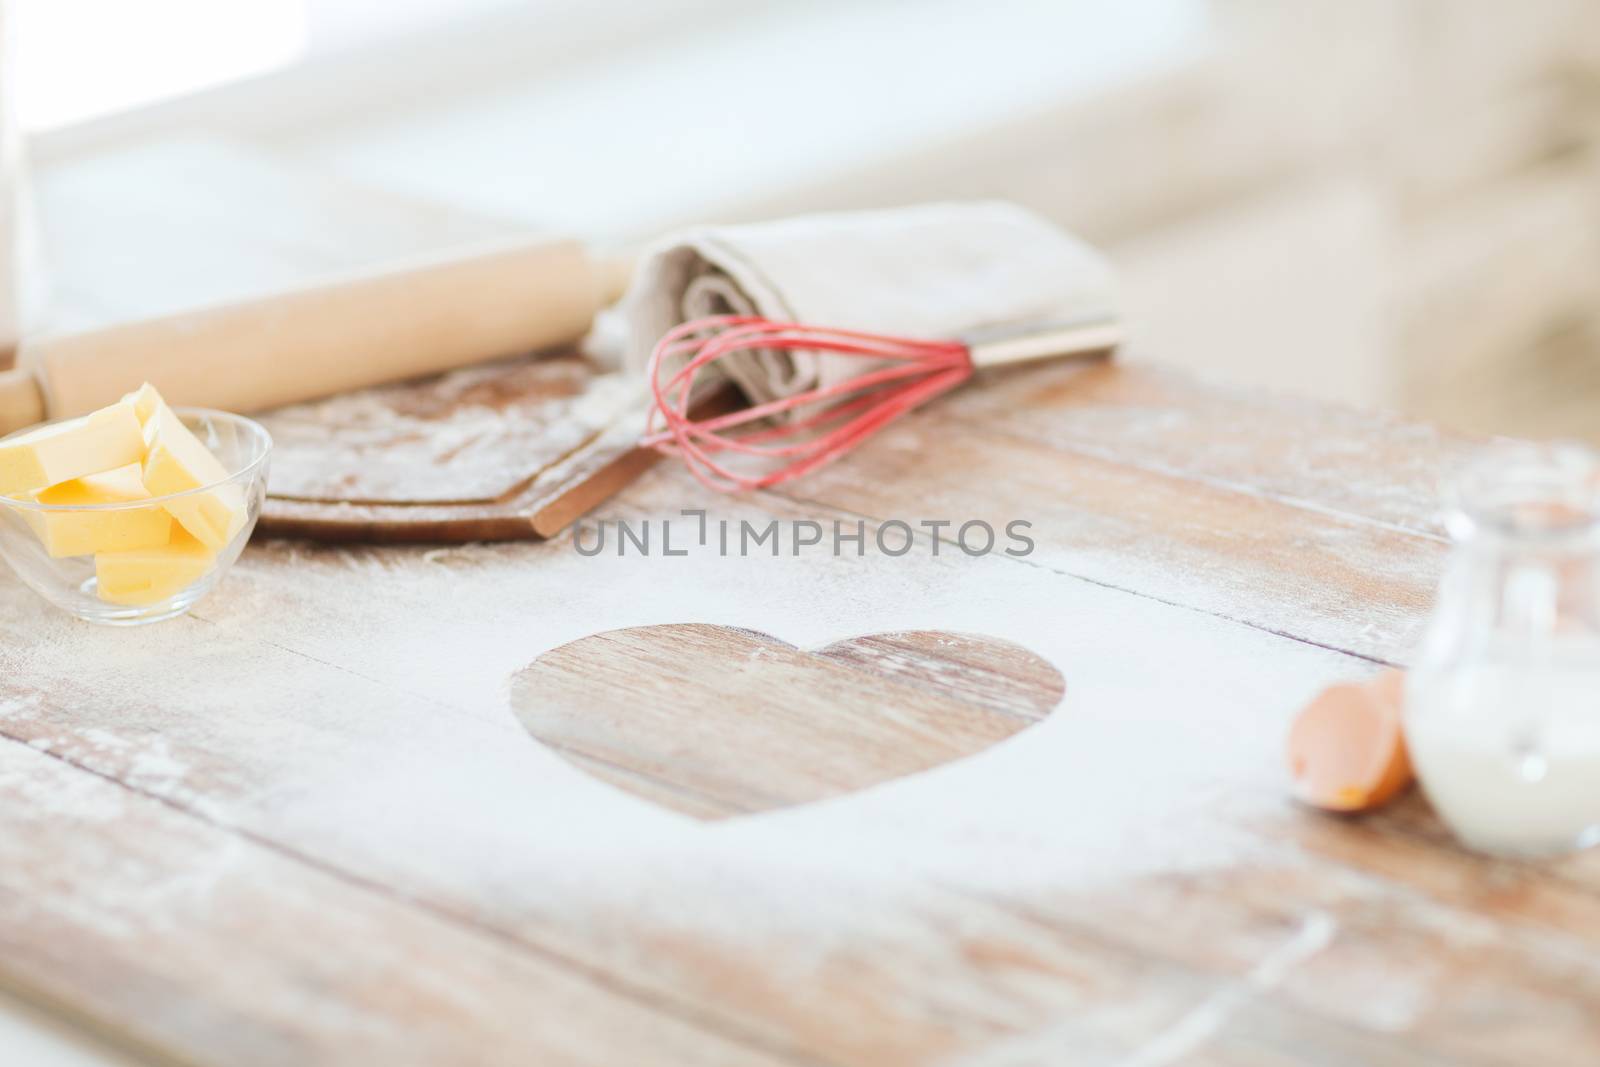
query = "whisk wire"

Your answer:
(643, 314), (974, 492)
